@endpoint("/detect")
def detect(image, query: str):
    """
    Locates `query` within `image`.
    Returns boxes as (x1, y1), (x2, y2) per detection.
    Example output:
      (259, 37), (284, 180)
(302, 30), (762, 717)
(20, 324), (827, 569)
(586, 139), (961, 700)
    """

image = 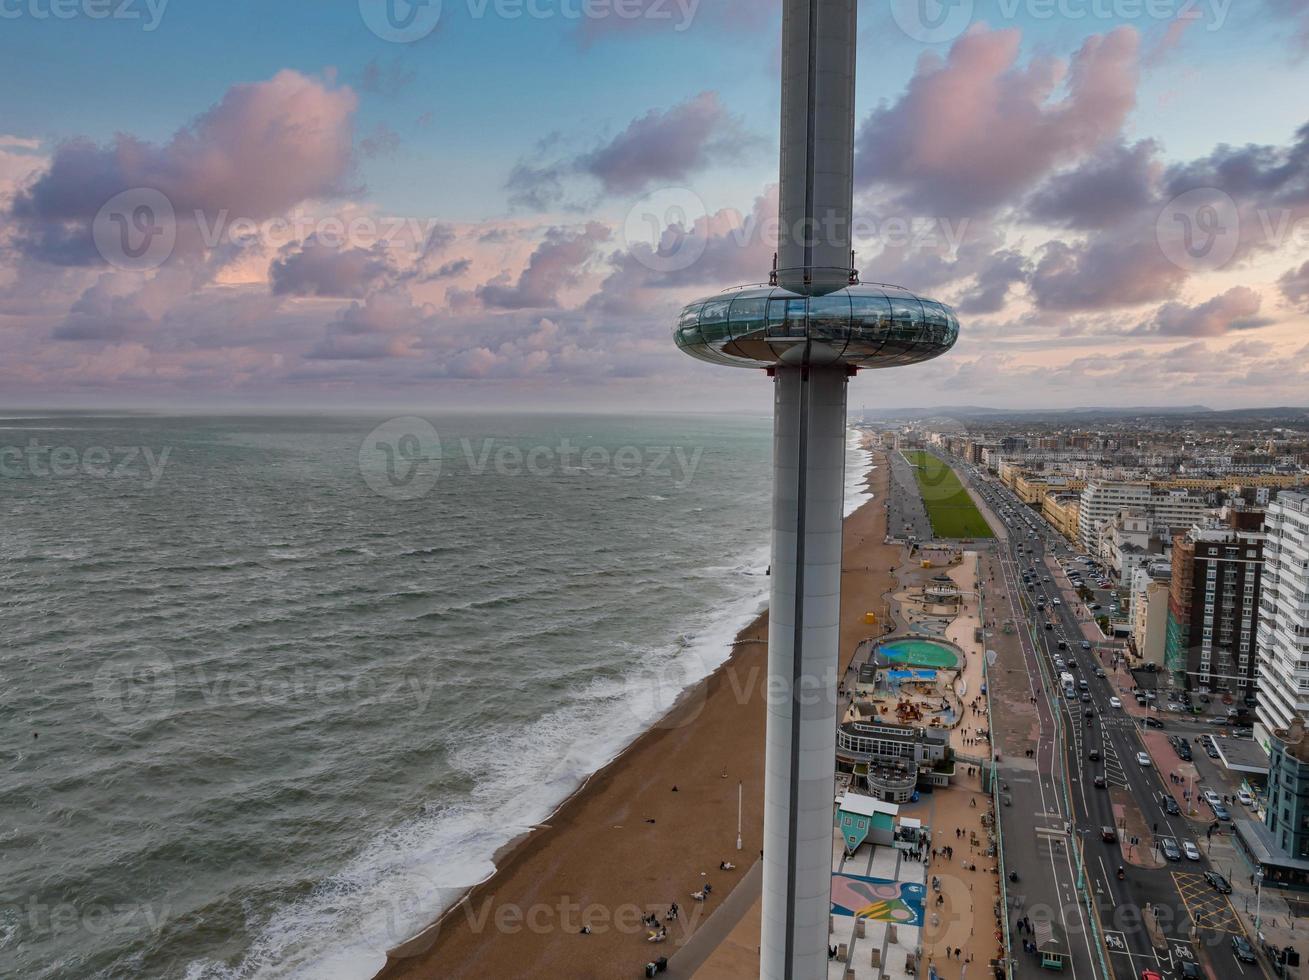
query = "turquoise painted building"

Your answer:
(835, 792), (896, 854)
